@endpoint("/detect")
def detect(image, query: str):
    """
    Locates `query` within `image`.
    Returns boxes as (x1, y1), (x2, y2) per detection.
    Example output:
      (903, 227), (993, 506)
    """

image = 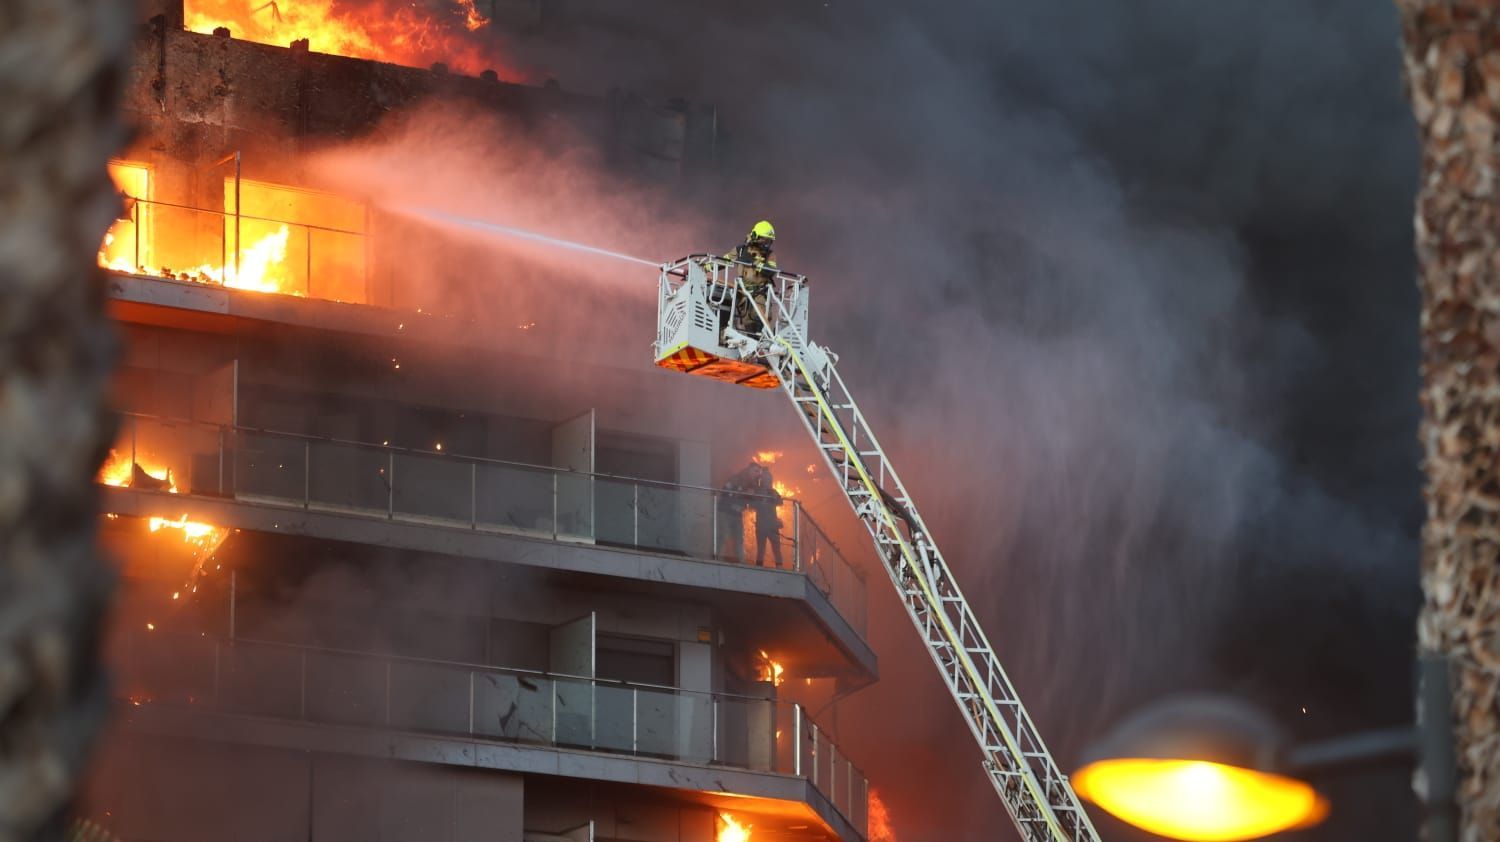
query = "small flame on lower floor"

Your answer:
(867, 789), (897, 842)
(755, 650), (785, 686)
(717, 813), (751, 842)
